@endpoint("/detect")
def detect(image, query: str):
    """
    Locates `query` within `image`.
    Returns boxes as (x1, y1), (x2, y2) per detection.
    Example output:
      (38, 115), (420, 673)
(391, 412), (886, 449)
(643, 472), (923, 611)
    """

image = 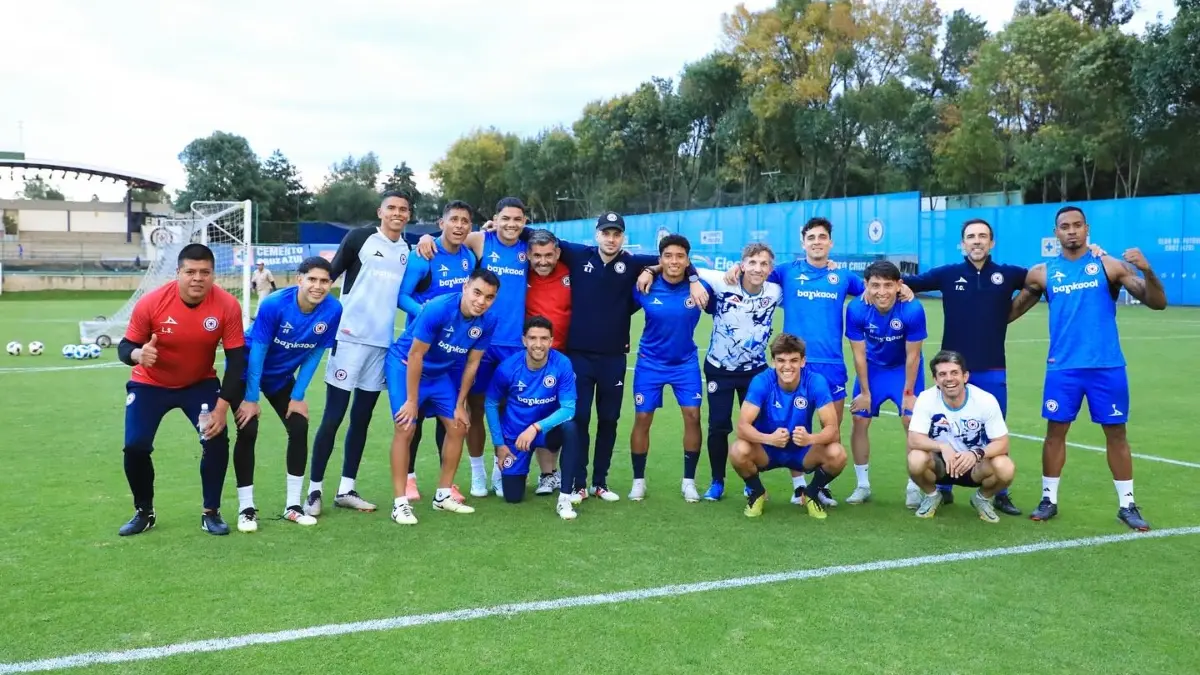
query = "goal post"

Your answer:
(79, 200), (254, 347)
